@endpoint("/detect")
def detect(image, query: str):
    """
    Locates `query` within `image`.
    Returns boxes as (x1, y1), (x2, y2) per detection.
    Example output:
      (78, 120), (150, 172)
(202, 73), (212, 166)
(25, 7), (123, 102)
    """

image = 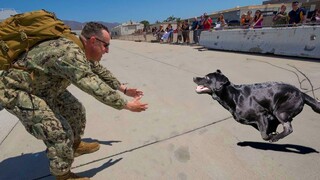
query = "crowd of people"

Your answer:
(150, 12), (213, 45)
(147, 1), (319, 45)
(241, 1), (319, 28)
